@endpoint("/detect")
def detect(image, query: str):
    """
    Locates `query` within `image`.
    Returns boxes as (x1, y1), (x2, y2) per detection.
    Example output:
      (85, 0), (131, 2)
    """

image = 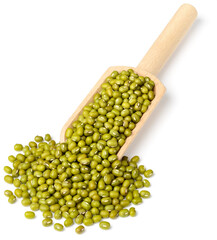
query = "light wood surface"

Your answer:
(137, 4), (197, 75)
(60, 4), (197, 159)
